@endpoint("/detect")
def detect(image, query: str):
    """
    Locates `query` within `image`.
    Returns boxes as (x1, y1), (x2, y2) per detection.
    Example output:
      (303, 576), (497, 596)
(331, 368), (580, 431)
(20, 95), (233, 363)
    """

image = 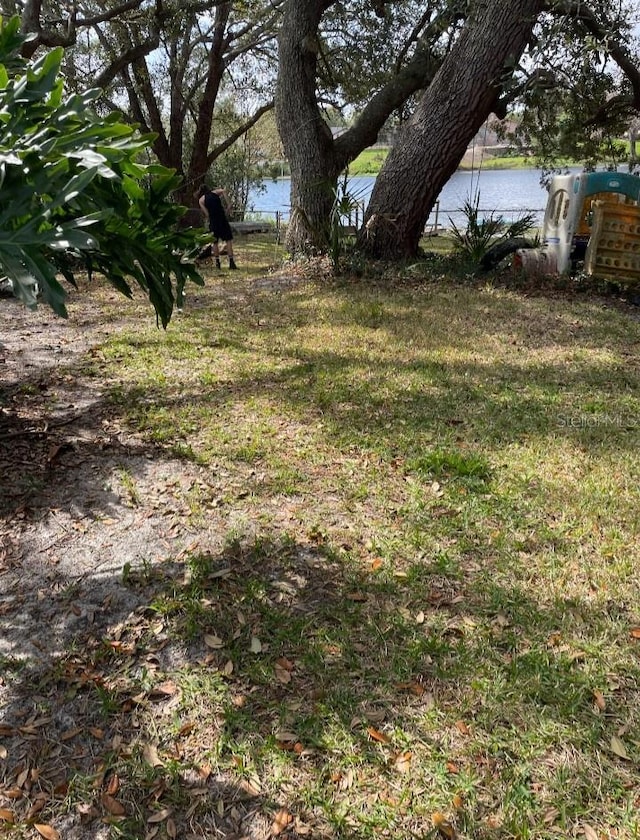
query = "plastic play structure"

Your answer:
(515, 170), (640, 282)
